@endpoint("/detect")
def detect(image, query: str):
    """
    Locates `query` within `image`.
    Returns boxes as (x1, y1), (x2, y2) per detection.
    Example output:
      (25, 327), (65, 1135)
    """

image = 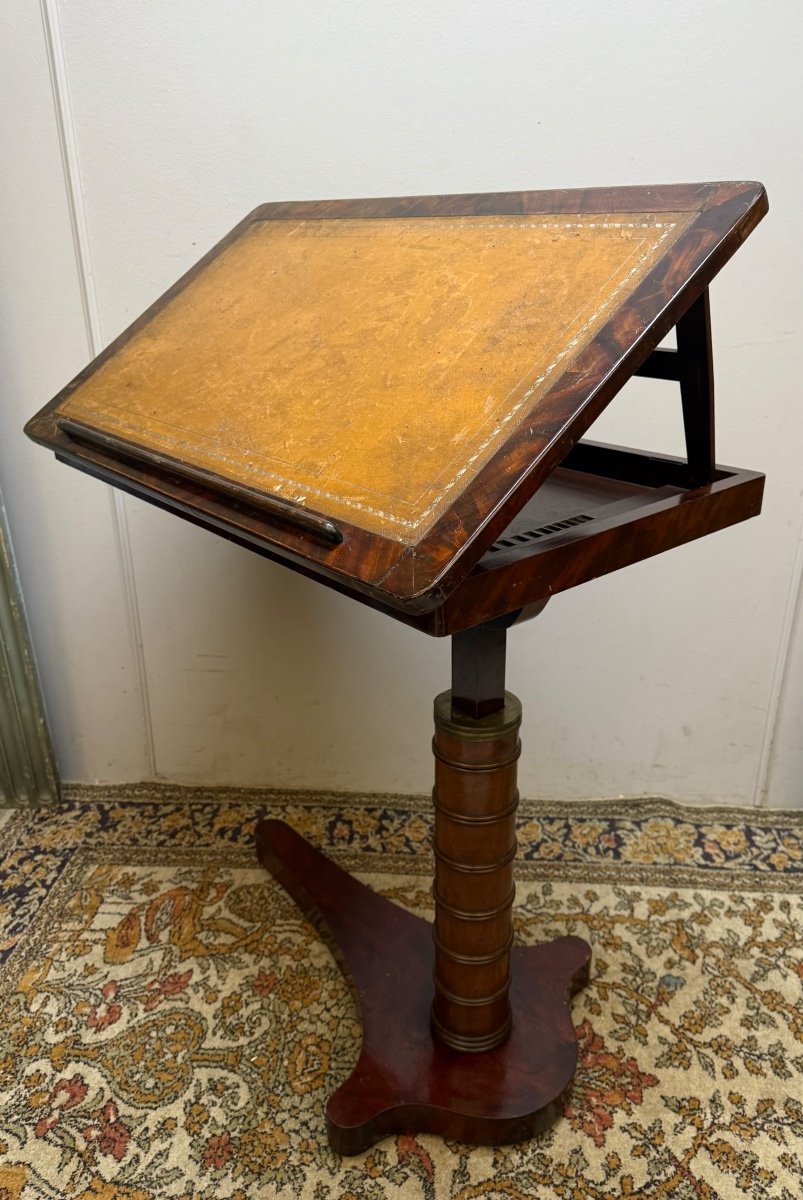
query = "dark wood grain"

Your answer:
(255, 818), (590, 1154)
(425, 448), (764, 635)
(677, 289), (716, 487)
(42, 436), (765, 638)
(25, 182), (767, 613)
(431, 690), (522, 1052)
(57, 416), (345, 544)
(451, 623), (508, 718)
